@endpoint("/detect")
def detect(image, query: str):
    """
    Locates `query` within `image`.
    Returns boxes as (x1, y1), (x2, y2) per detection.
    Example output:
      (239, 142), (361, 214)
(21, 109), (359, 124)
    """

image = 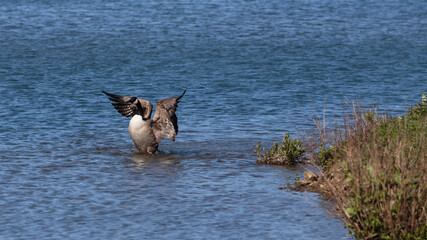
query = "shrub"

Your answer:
(255, 133), (305, 165)
(308, 94), (427, 240)
(341, 117), (426, 239)
(317, 145), (337, 170)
